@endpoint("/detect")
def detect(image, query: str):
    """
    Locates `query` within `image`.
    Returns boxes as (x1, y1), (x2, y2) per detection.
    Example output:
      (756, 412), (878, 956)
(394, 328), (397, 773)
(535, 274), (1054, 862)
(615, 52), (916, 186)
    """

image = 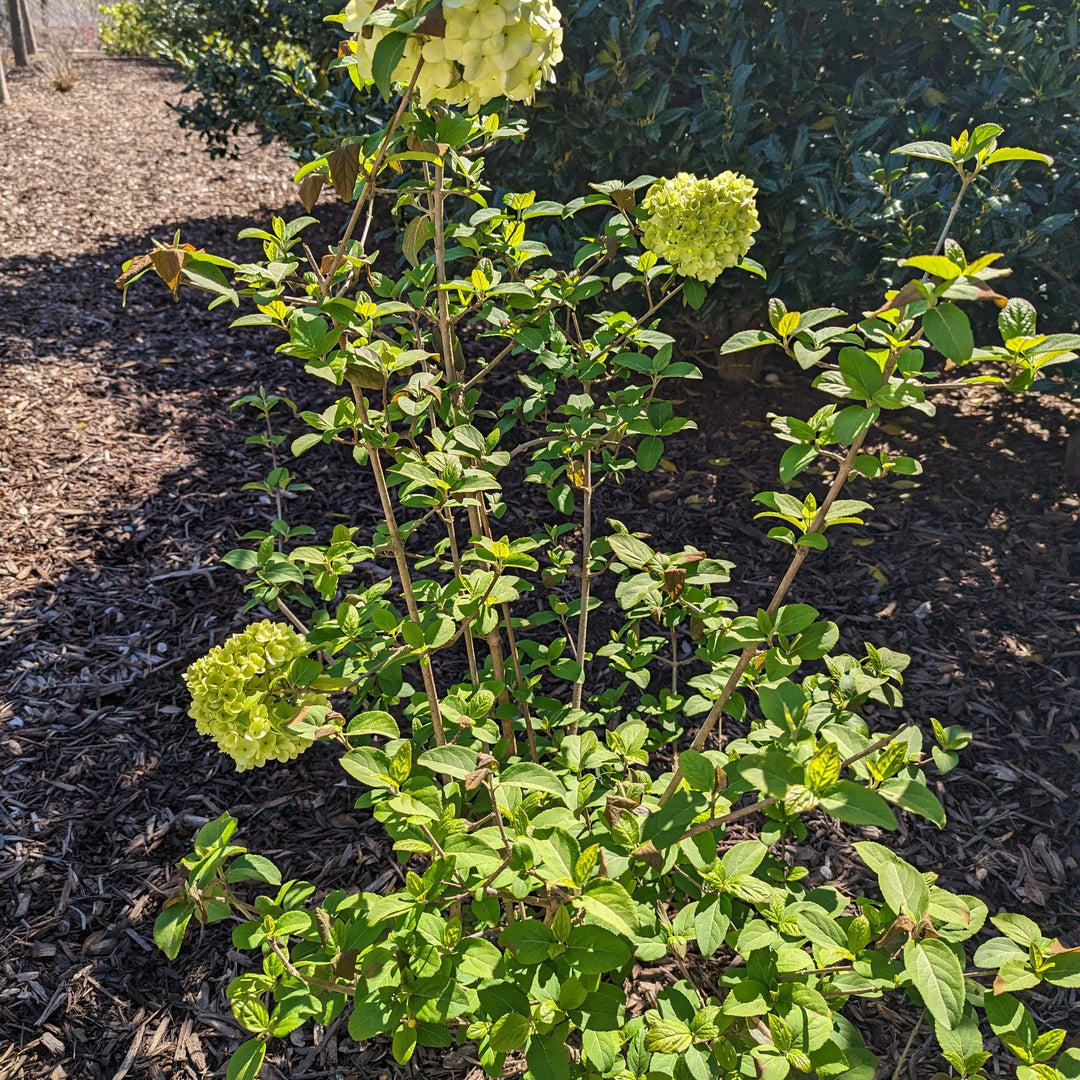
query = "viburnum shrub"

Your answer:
(120, 6), (1080, 1077)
